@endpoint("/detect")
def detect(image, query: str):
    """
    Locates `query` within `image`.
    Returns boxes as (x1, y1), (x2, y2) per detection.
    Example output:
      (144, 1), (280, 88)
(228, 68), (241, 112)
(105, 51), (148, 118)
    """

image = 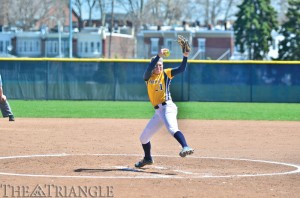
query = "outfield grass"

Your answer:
(9, 100), (300, 121)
